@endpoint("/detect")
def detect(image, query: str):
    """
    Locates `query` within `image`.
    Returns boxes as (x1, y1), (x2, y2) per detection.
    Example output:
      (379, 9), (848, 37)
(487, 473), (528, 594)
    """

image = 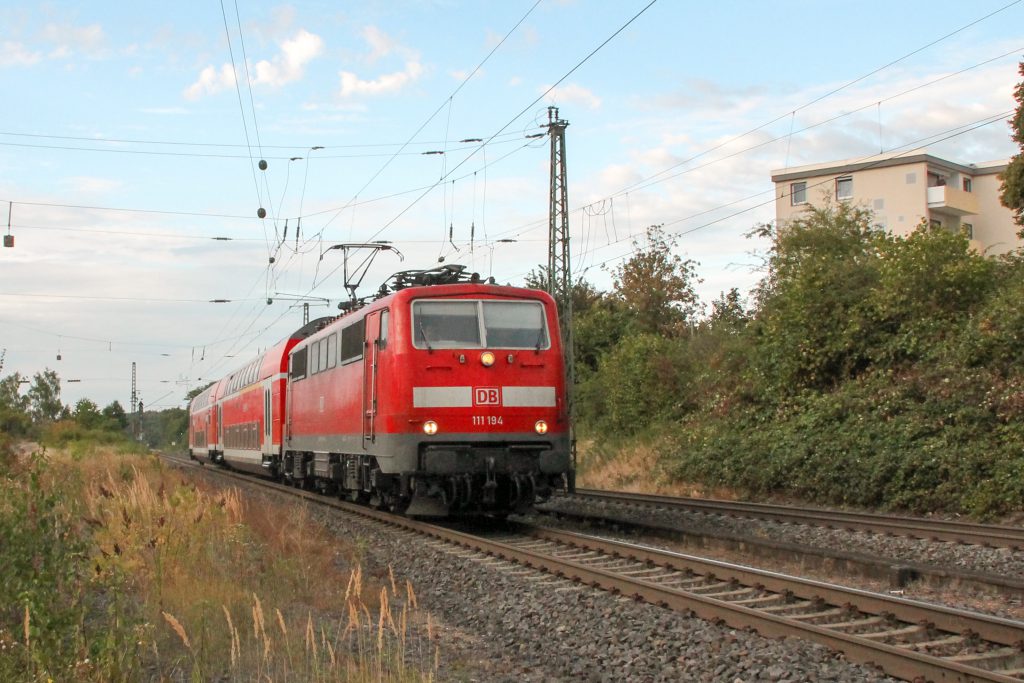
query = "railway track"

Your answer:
(164, 455), (1024, 682)
(563, 488), (1024, 549)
